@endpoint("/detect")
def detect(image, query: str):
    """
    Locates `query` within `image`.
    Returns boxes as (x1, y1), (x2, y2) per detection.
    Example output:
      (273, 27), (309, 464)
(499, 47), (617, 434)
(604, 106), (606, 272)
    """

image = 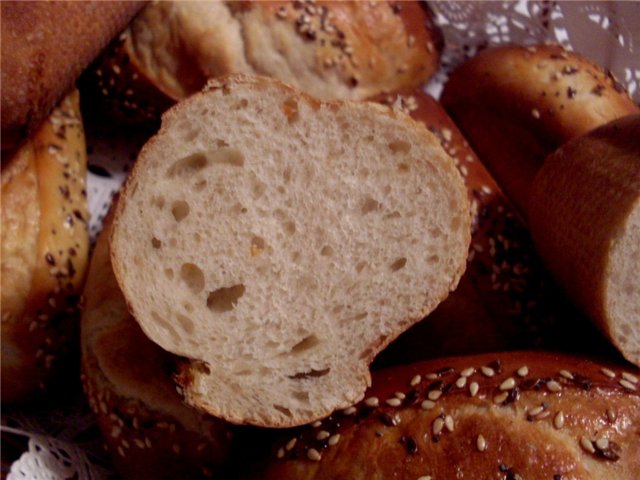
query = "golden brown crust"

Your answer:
(441, 44), (639, 217)
(1, 90), (89, 403)
(0, 1), (145, 151)
(258, 351), (640, 480)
